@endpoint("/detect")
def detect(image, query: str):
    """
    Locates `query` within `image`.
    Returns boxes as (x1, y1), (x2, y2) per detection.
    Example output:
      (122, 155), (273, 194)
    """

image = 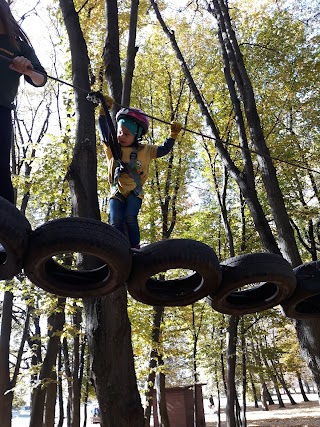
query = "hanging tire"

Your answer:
(0, 197), (31, 279)
(281, 261), (320, 319)
(23, 217), (132, 298)
(206, 253), (296, 315)
(126, 239), (222, 306)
